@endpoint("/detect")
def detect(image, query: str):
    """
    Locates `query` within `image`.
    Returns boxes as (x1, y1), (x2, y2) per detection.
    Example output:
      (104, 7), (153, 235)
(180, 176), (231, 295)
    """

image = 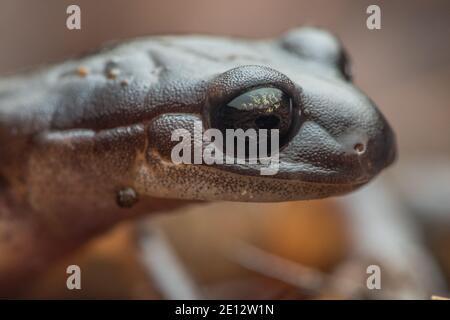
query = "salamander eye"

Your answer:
(210, 87), (294, 147)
